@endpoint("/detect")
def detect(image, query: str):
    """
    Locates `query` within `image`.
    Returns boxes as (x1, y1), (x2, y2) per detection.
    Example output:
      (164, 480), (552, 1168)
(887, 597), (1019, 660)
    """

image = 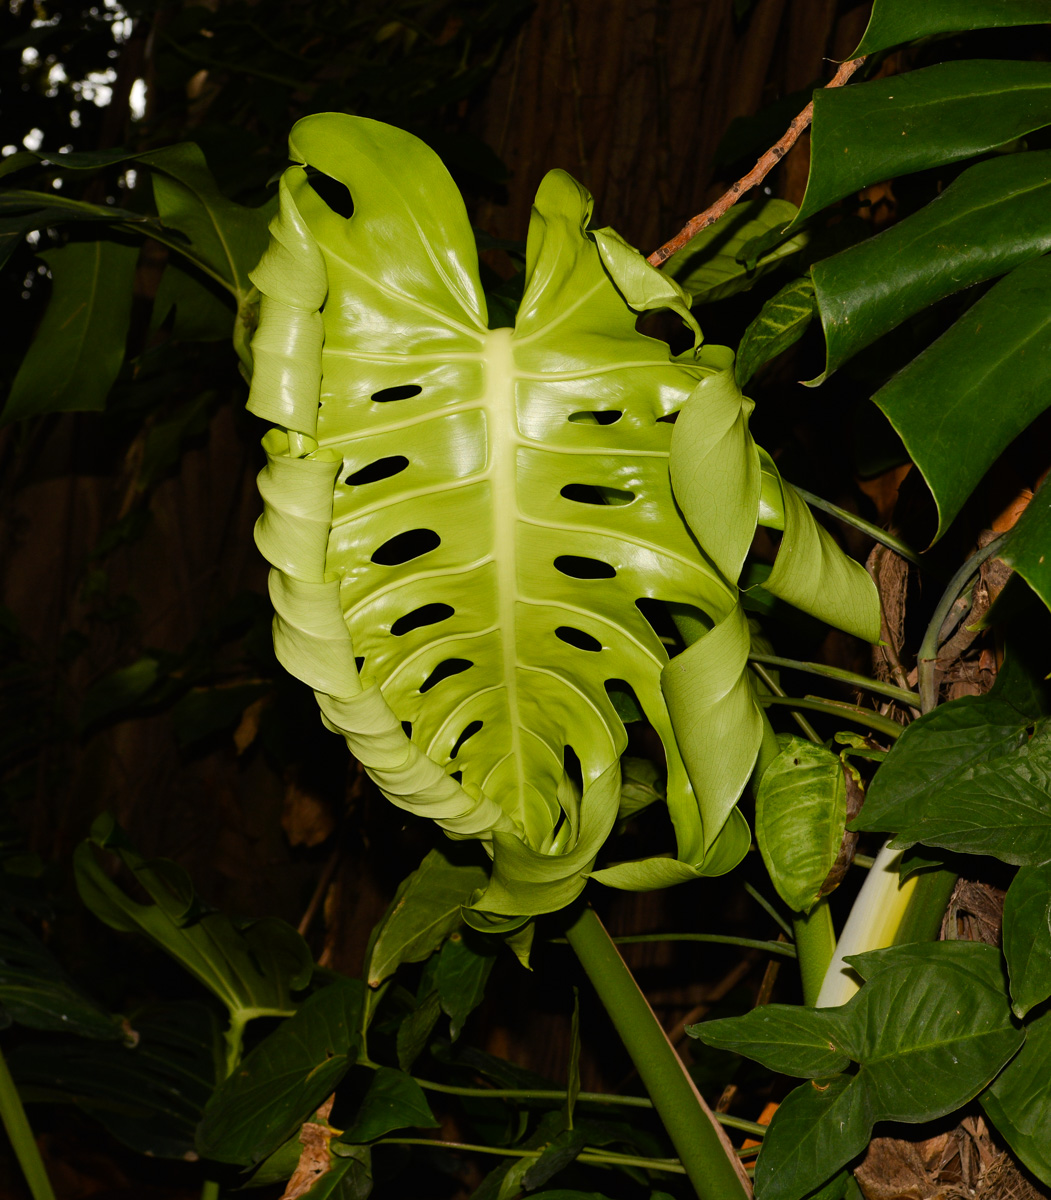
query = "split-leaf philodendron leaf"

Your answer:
(247, 114), (879, 921)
